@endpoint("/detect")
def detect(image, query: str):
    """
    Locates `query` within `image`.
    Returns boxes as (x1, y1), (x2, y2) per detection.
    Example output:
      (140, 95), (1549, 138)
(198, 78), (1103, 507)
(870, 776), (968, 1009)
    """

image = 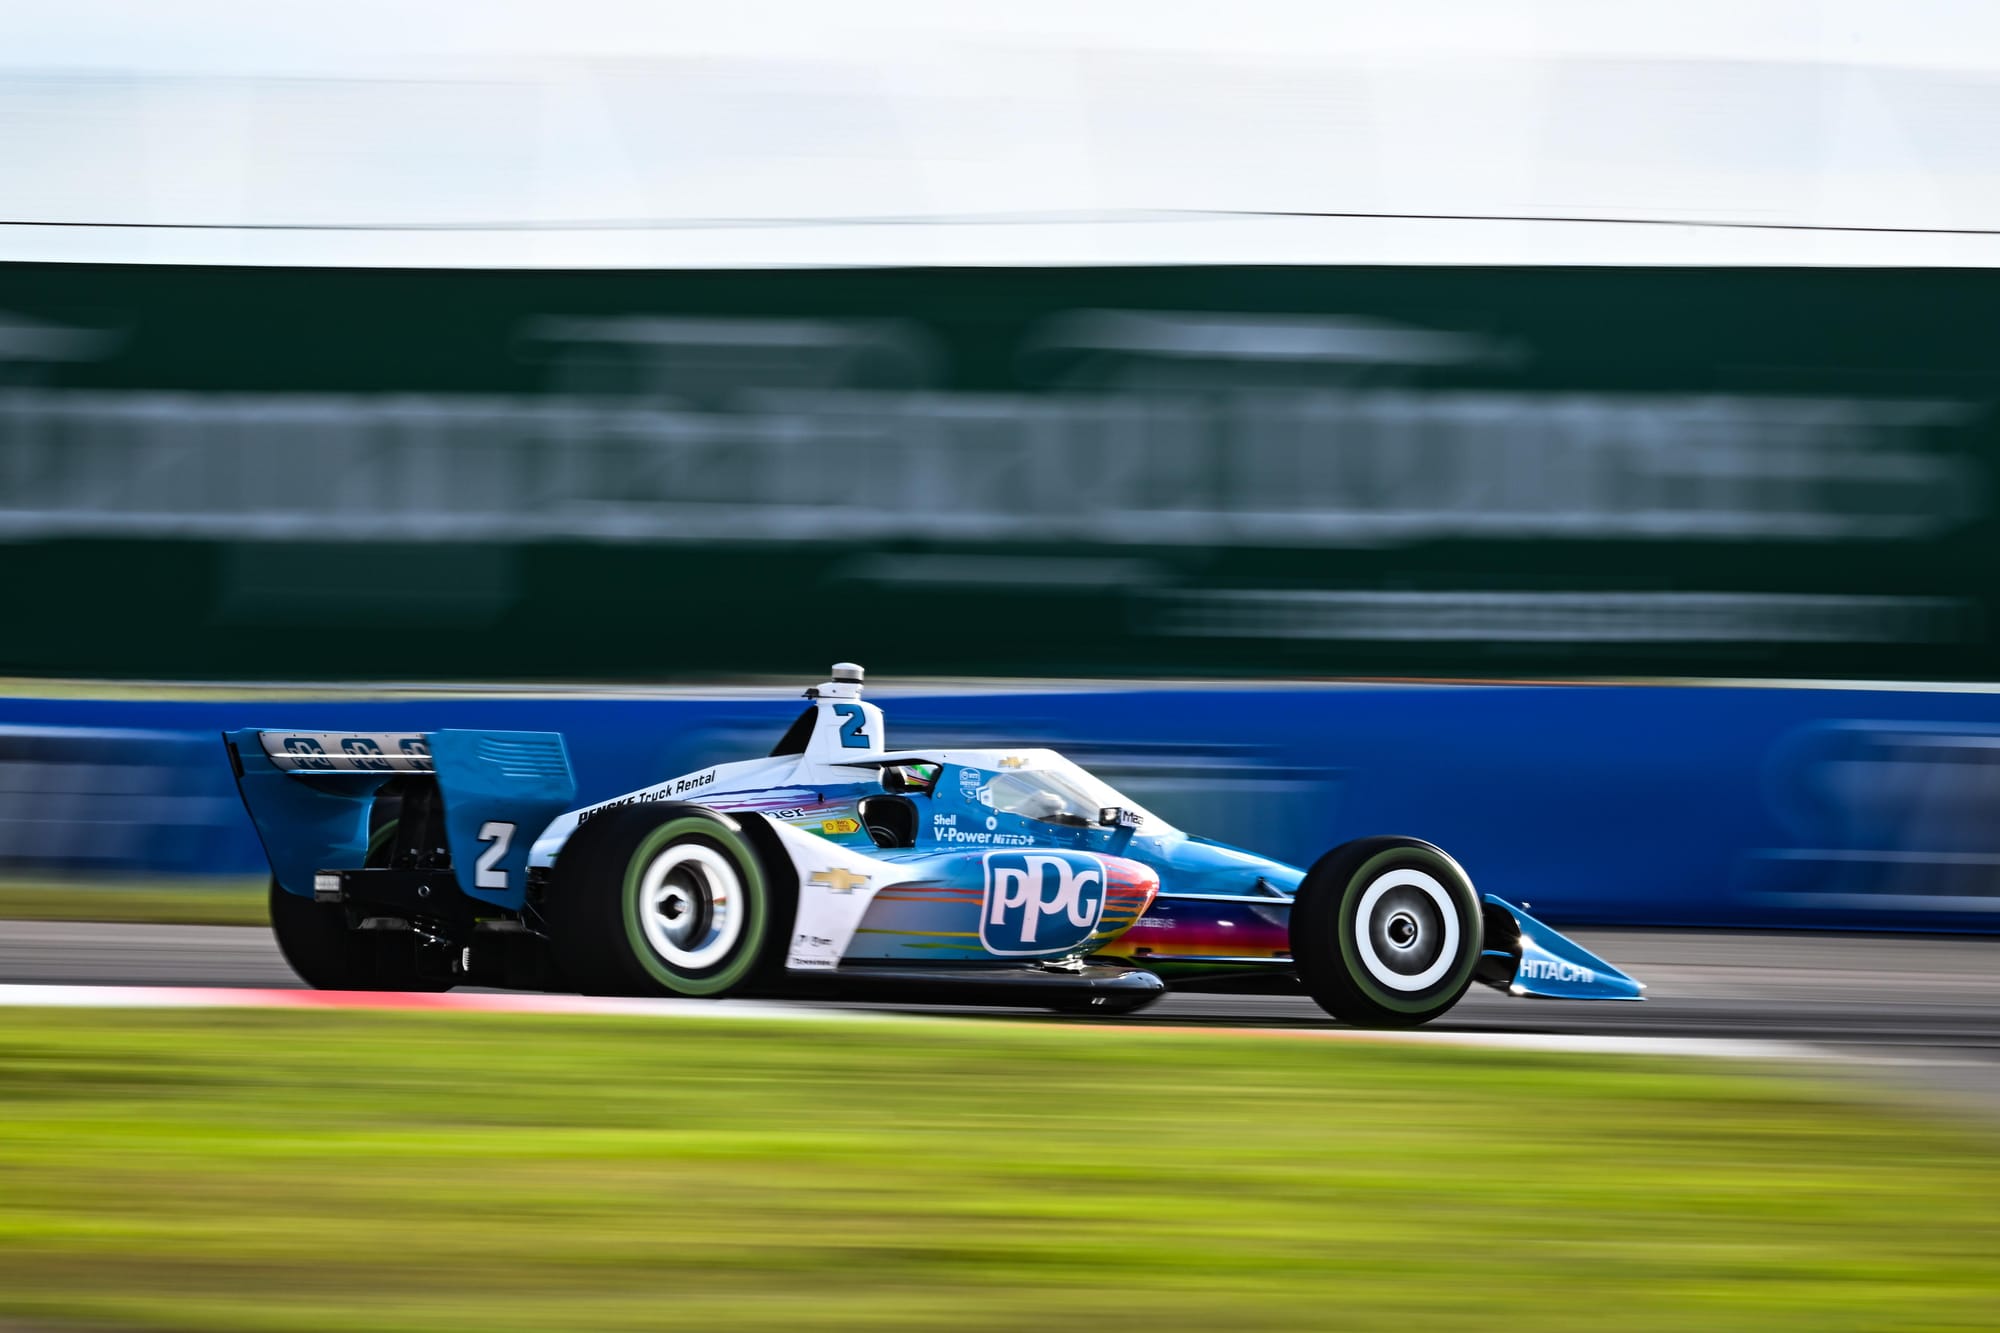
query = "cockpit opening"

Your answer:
(858, 795), (917, 849)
